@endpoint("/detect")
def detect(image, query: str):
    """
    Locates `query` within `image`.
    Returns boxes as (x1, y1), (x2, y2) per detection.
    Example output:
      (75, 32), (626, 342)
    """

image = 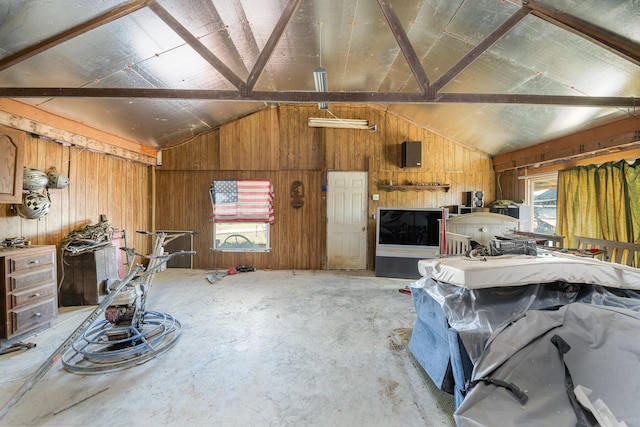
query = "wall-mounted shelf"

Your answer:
(378, 184), (450, 193)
